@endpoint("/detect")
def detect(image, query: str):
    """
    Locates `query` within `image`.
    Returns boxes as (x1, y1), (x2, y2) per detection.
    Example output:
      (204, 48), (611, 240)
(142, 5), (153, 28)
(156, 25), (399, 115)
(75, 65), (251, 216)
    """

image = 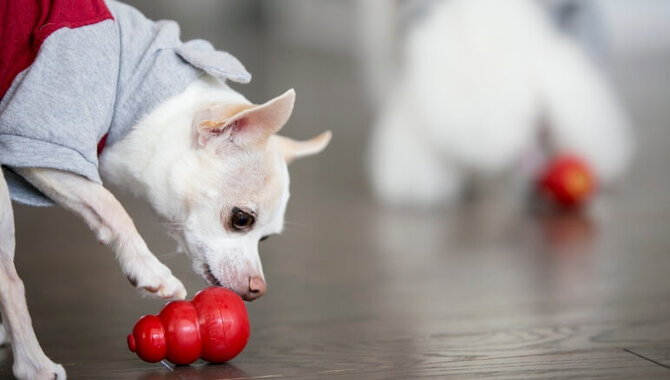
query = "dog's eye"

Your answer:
(231, 208), (255, 230)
